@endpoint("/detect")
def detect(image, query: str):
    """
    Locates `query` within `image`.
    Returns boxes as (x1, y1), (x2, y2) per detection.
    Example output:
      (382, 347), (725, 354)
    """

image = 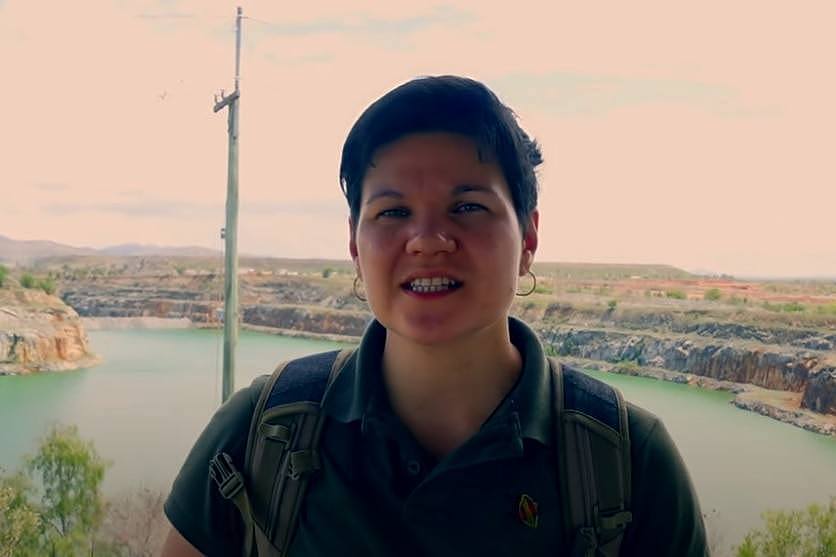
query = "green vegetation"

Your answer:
(614, 360), (641, 375)
(665, 289), (687, 300)
(37, 277), (56, 295)
(20, 273), (36, 289)
(736, 498), (835, 557)
(27, 425), (108, 555)
(607, 299), (618, 311)
(321, 267), (334, 279)
(815, 303), (836, 316)
(0, 425), (167, 556)
(762, 301), (807, 313)
(0, 264), (8, 288)
(0, 475), (40, 557)
(704, 288), (723, 301)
